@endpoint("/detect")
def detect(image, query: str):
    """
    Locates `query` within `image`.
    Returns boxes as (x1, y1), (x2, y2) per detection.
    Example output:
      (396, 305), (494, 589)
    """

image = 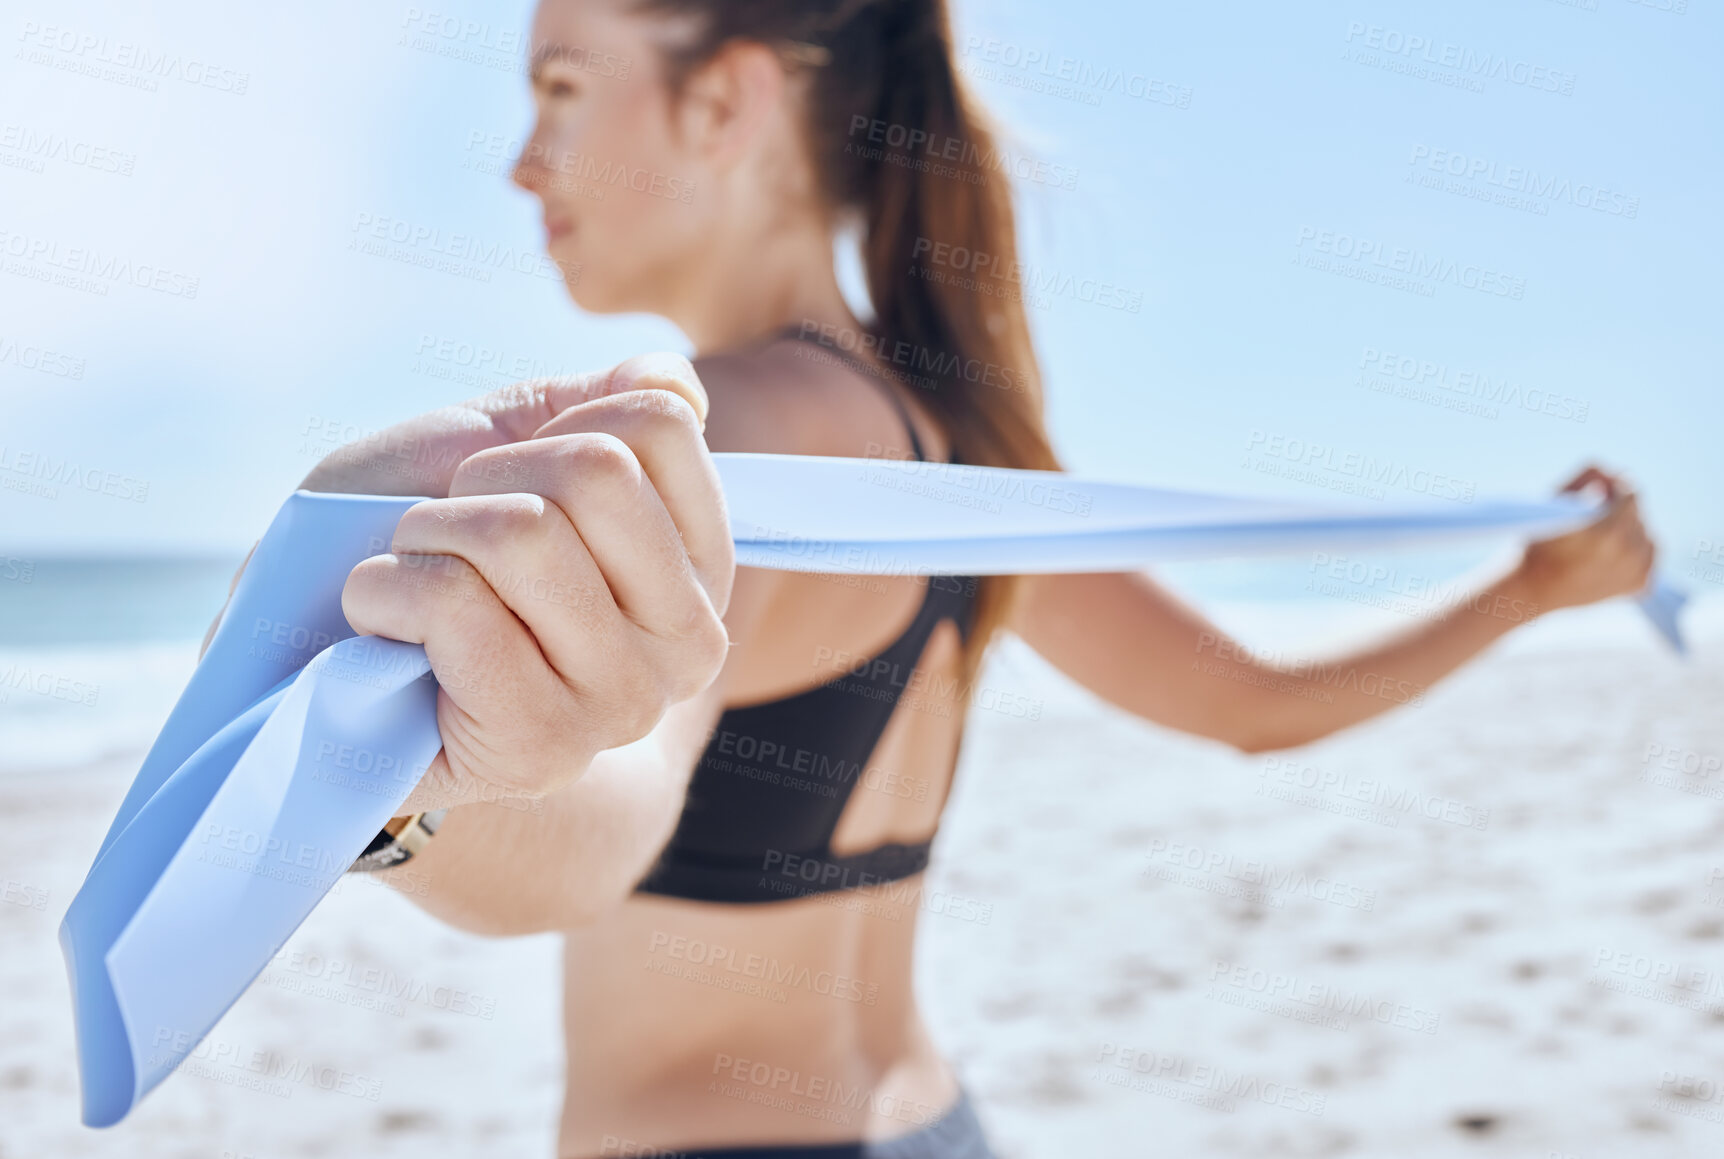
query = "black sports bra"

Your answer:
(633, 331), (980, 904)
